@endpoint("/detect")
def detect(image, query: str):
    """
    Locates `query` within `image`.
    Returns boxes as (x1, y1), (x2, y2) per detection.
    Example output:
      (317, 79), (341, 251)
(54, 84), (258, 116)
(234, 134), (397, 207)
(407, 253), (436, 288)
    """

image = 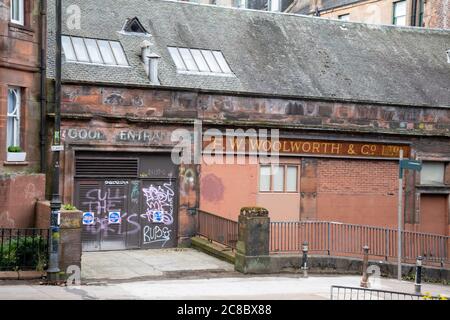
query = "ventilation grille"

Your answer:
(75, 157), (139, 177)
